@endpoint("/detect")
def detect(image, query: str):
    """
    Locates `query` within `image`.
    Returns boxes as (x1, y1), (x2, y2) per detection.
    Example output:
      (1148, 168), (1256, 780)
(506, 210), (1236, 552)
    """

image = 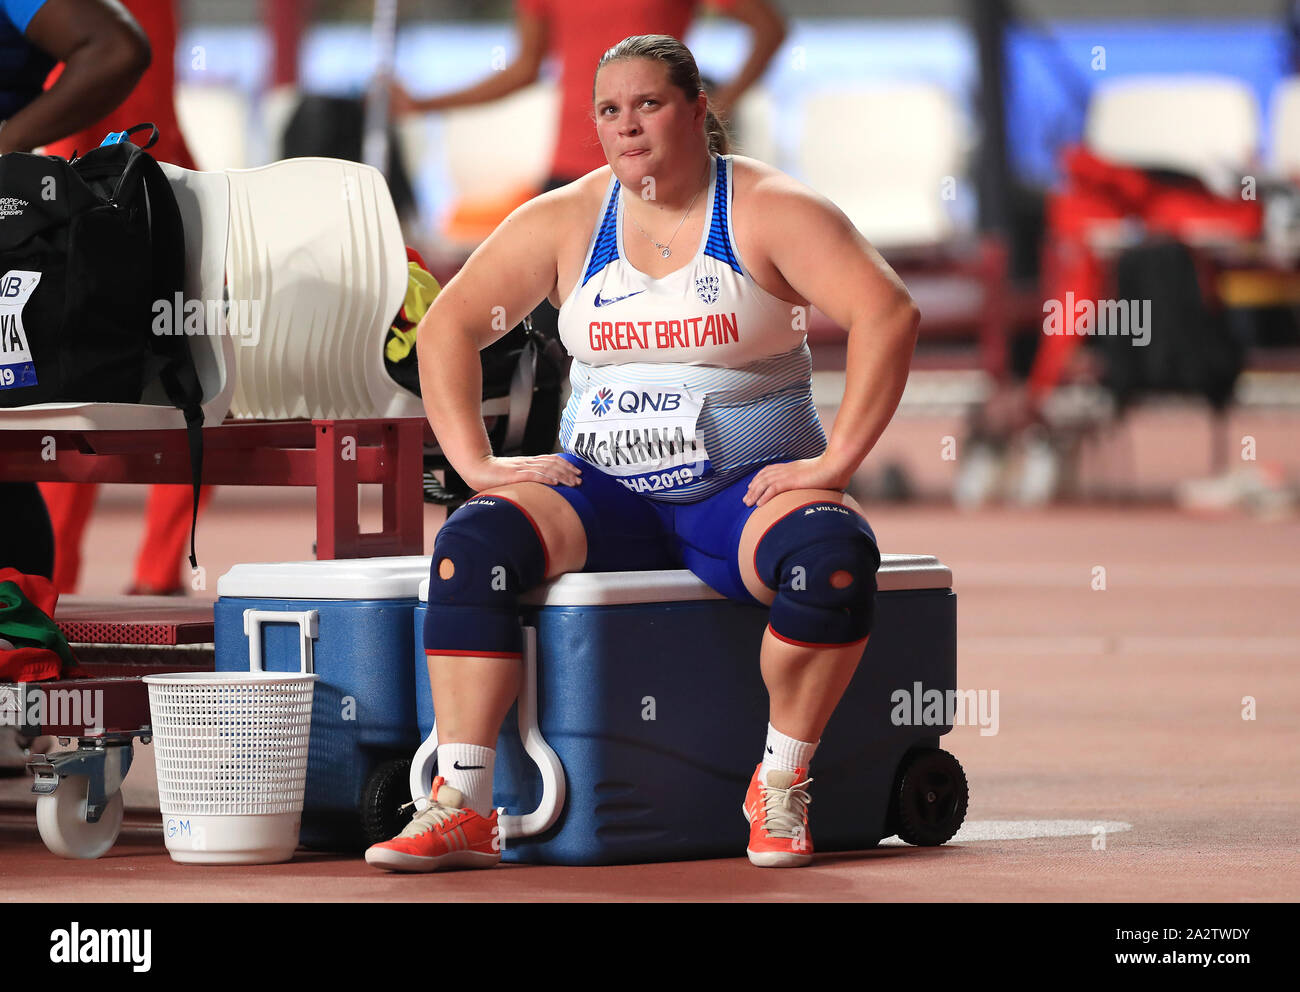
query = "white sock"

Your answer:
(760, 723), (817, 780)
(436, 743), (495, 817)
